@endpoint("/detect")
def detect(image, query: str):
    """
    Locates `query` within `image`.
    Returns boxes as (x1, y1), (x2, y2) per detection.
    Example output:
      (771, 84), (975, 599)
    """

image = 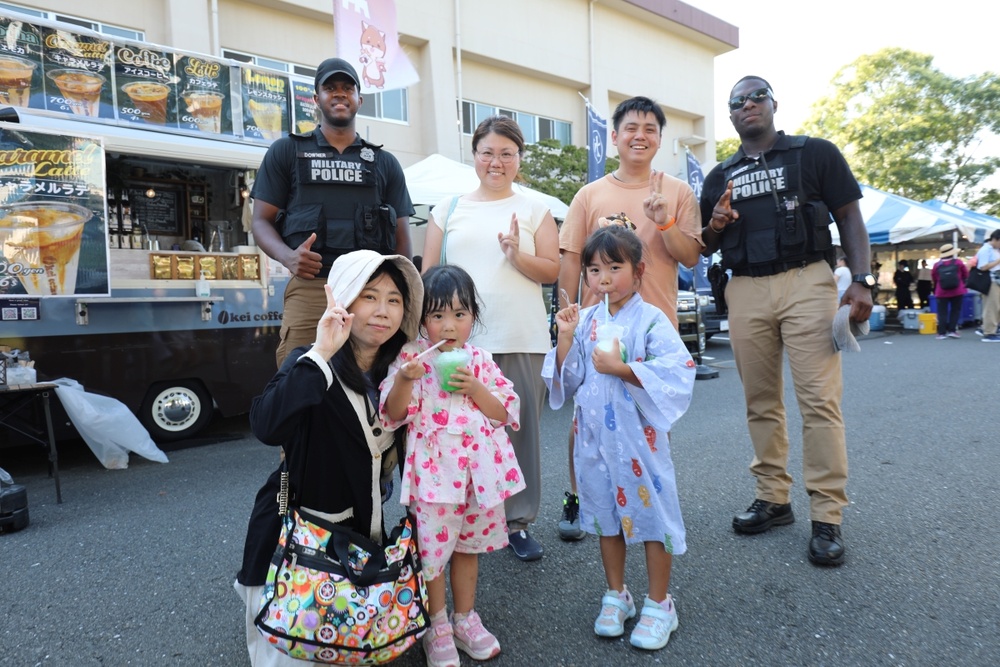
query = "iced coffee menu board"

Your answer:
(1, 10), (294, 143)
(114, 44), (178, 127)
(240, 67), (290, 143)
(0, 18), (44, 111)
(174, 54), (233, 136)
(0, 126), (110, 298)
(40, 27), (116, 119)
